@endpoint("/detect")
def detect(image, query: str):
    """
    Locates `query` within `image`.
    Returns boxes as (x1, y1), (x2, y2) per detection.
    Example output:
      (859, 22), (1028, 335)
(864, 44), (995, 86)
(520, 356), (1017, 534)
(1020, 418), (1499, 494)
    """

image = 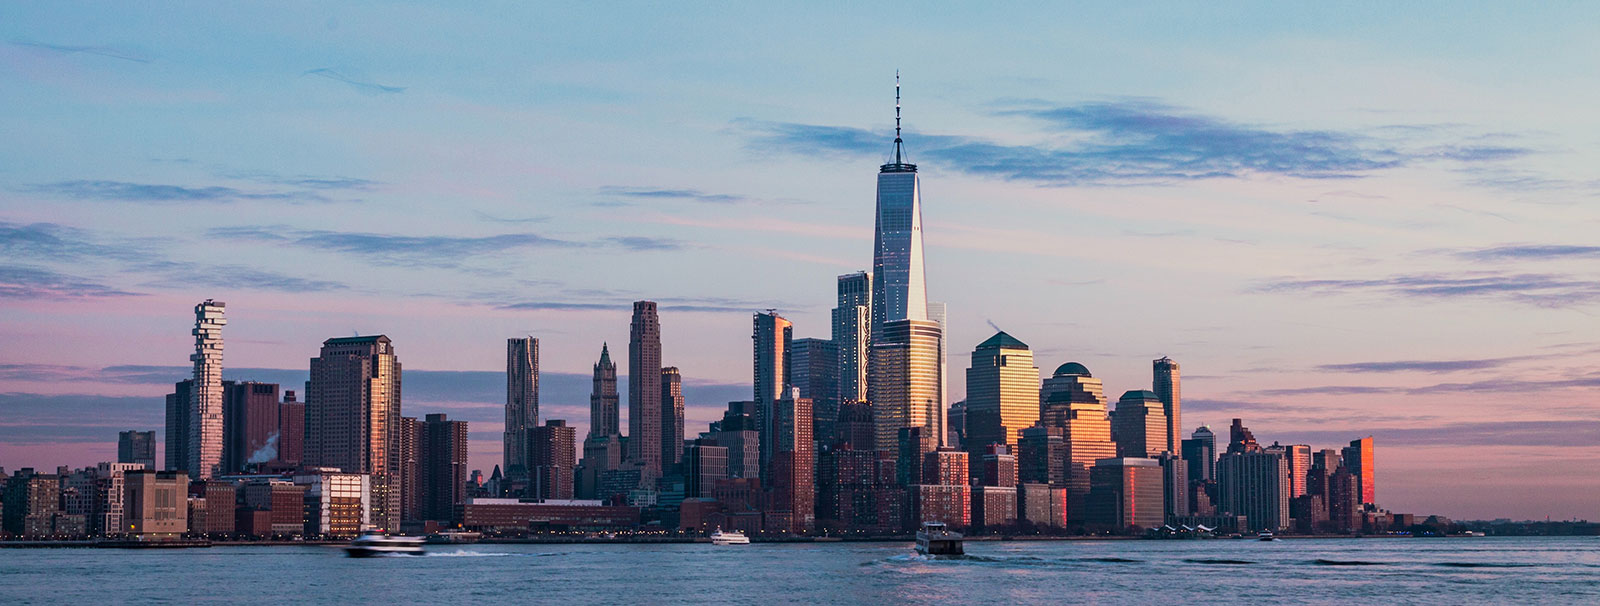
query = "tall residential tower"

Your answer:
(188, 300), (226, 480)
(504, 337), (540, 477)
(628, 302), (663, 479)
